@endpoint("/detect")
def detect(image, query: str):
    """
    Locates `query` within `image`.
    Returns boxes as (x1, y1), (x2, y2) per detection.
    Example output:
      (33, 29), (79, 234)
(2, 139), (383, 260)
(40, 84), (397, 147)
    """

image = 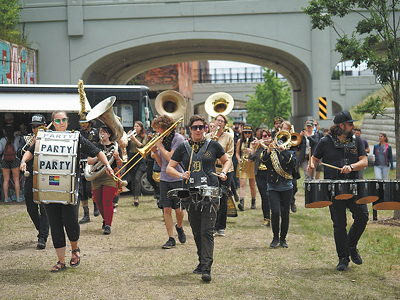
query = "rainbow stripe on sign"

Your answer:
(49, 176), (60, 186)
